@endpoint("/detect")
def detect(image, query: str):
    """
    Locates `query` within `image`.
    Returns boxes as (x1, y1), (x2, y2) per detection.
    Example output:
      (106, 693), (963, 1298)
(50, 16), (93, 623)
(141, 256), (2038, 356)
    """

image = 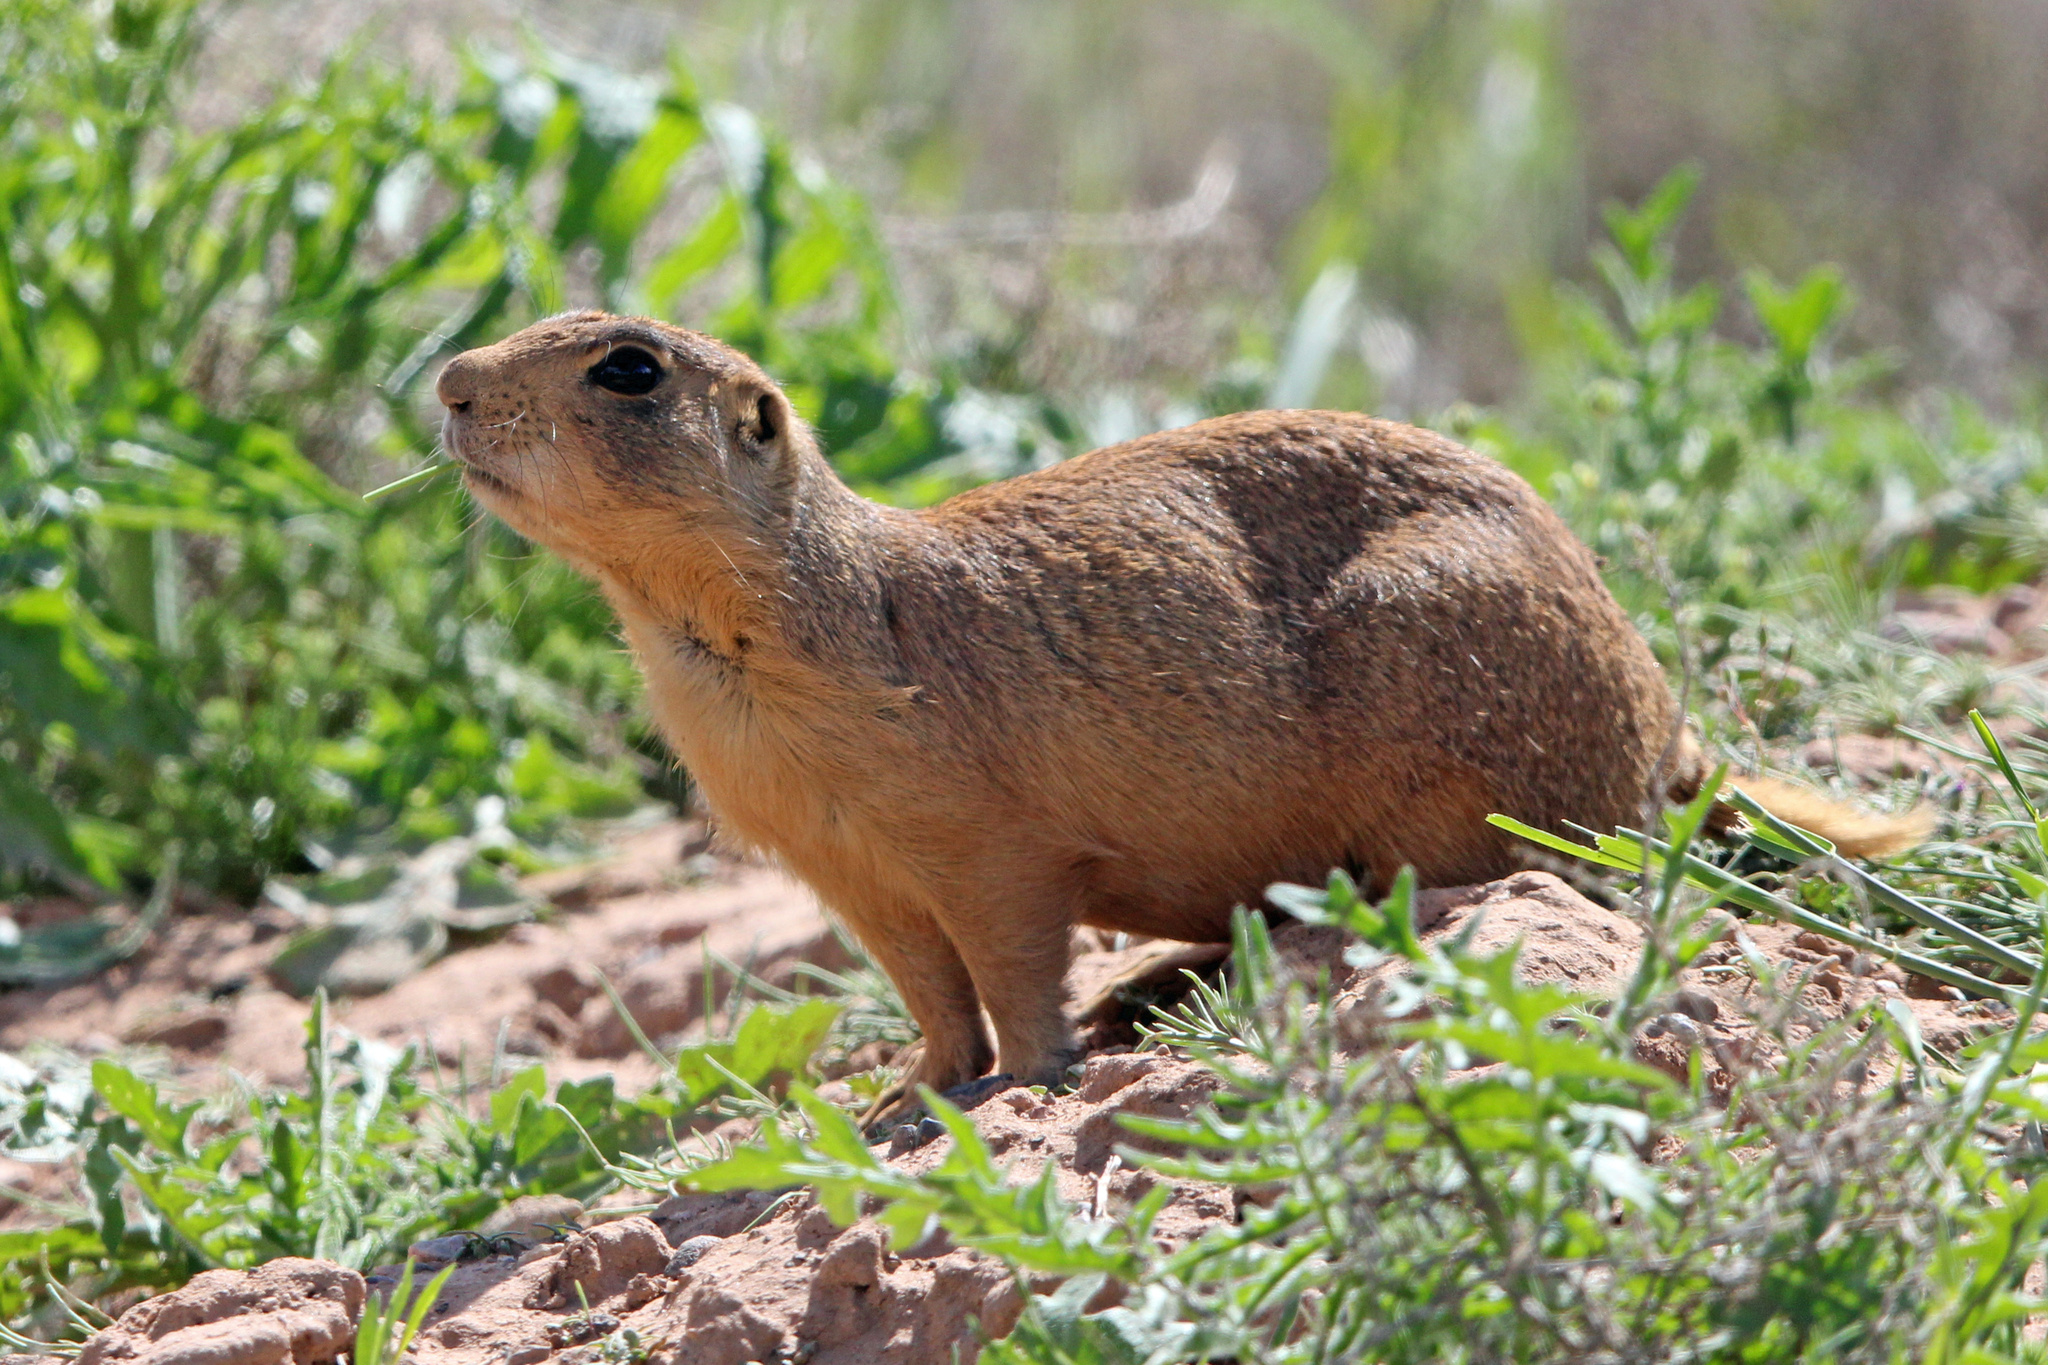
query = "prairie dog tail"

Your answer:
(1723, 774), (1934, 860)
